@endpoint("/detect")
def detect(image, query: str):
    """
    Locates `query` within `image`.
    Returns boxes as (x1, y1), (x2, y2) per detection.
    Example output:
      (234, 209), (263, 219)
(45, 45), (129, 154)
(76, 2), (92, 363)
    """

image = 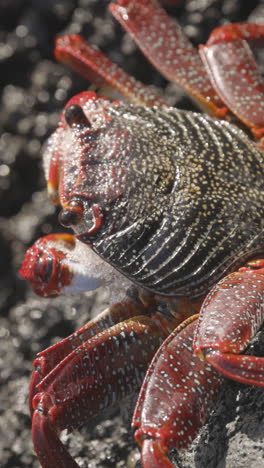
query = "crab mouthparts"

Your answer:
(59, 196), (104, 241)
